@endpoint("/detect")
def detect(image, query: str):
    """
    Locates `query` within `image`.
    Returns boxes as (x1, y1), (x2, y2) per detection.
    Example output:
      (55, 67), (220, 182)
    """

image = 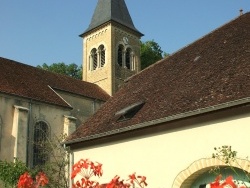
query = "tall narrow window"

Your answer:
(118, 44), (124, 67)
(126, 48), (132, 69)
(99, 45), (106, 67)
(91, 48), (98, 70)
(33, 121), (49, 166)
